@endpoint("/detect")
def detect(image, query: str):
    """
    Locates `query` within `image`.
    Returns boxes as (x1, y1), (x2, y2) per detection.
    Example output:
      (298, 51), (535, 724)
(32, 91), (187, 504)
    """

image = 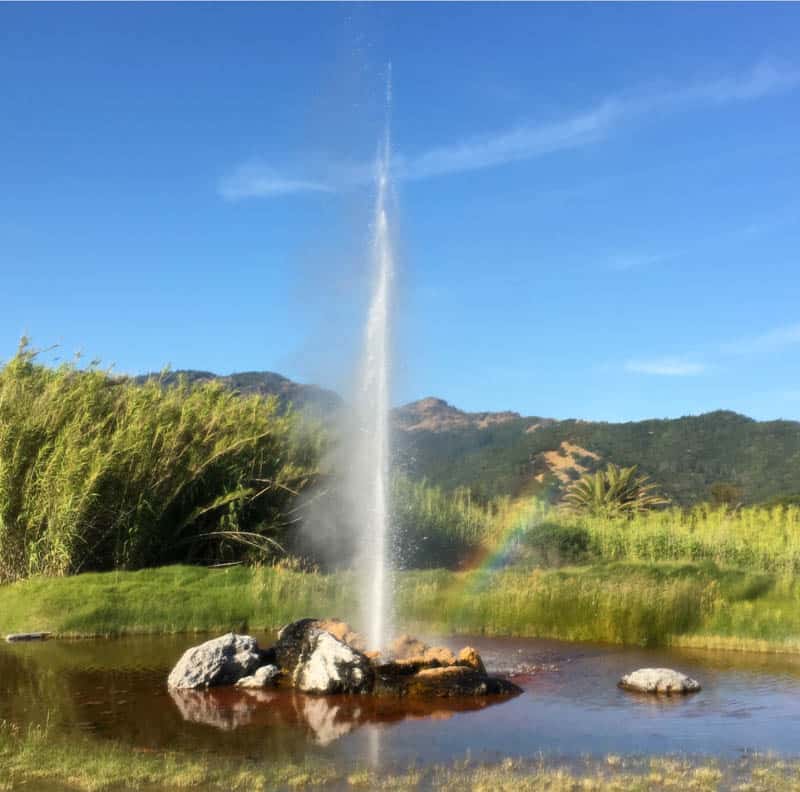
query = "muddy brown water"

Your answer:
(2, 632), (800, 766)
